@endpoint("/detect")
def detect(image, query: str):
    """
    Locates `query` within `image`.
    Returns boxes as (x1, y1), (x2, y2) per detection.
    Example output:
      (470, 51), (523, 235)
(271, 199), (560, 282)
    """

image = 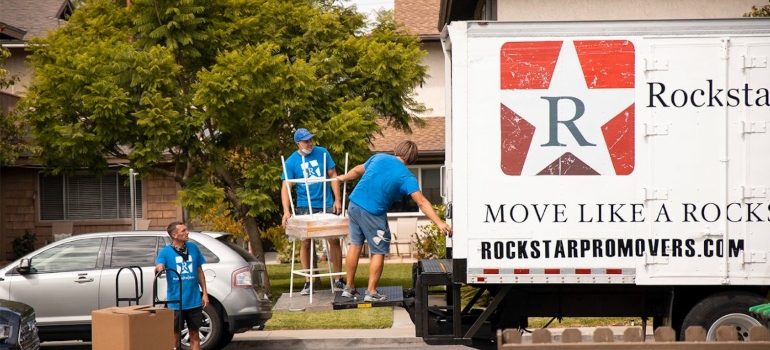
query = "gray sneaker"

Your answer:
(300, 282), (312, 295)
(364, 290), (387, 302)
(333, 279), (346, 292)
(341, 285), (360, 298)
